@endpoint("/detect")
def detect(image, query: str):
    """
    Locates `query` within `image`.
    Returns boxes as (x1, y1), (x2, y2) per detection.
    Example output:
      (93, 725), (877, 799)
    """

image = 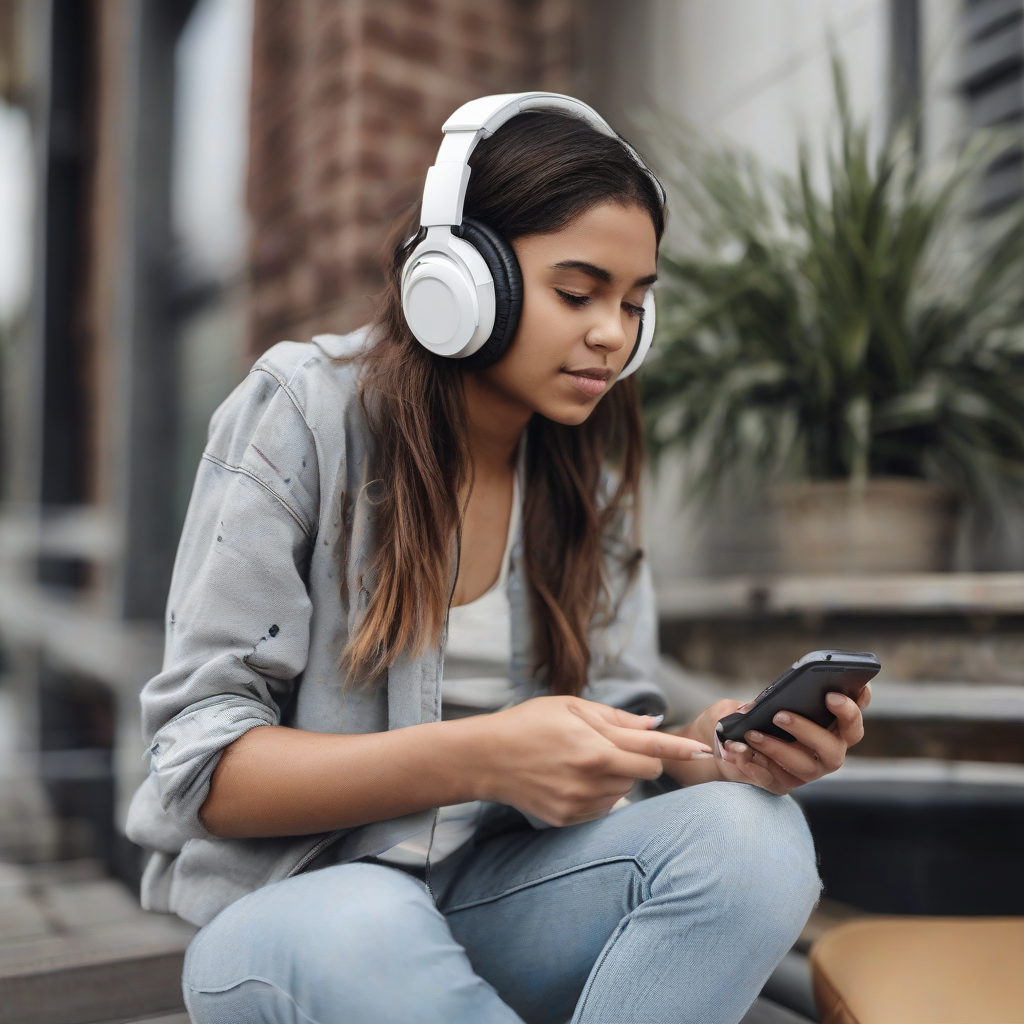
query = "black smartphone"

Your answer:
(716, 649), (880, 744)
